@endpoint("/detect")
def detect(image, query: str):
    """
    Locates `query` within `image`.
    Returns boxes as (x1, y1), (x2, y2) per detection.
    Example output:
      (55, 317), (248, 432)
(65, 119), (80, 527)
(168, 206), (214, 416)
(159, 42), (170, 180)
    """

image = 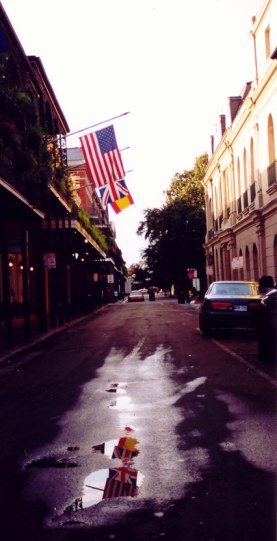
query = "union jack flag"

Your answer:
(112, 445), (139, 461)
(108, 466), (138, 486)
(102, 478), (137, 499)
(80, 125), (125, 188)
(98, 179), (130, 206)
